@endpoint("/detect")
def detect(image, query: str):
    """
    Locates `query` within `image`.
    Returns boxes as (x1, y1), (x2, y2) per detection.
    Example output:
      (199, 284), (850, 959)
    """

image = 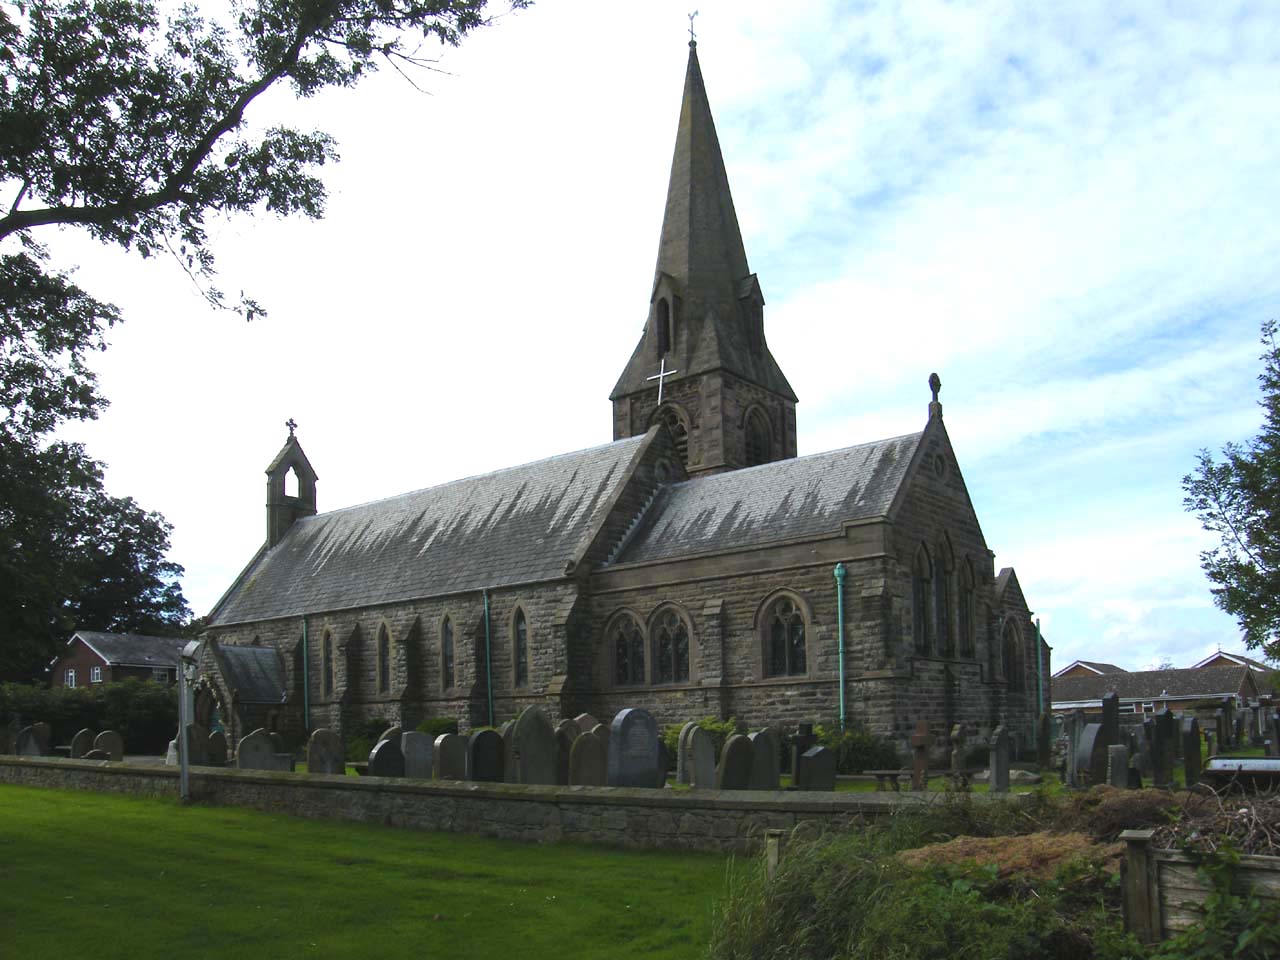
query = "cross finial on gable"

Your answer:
(286, 418), (298, 438)
(688, 10), (698, 44)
